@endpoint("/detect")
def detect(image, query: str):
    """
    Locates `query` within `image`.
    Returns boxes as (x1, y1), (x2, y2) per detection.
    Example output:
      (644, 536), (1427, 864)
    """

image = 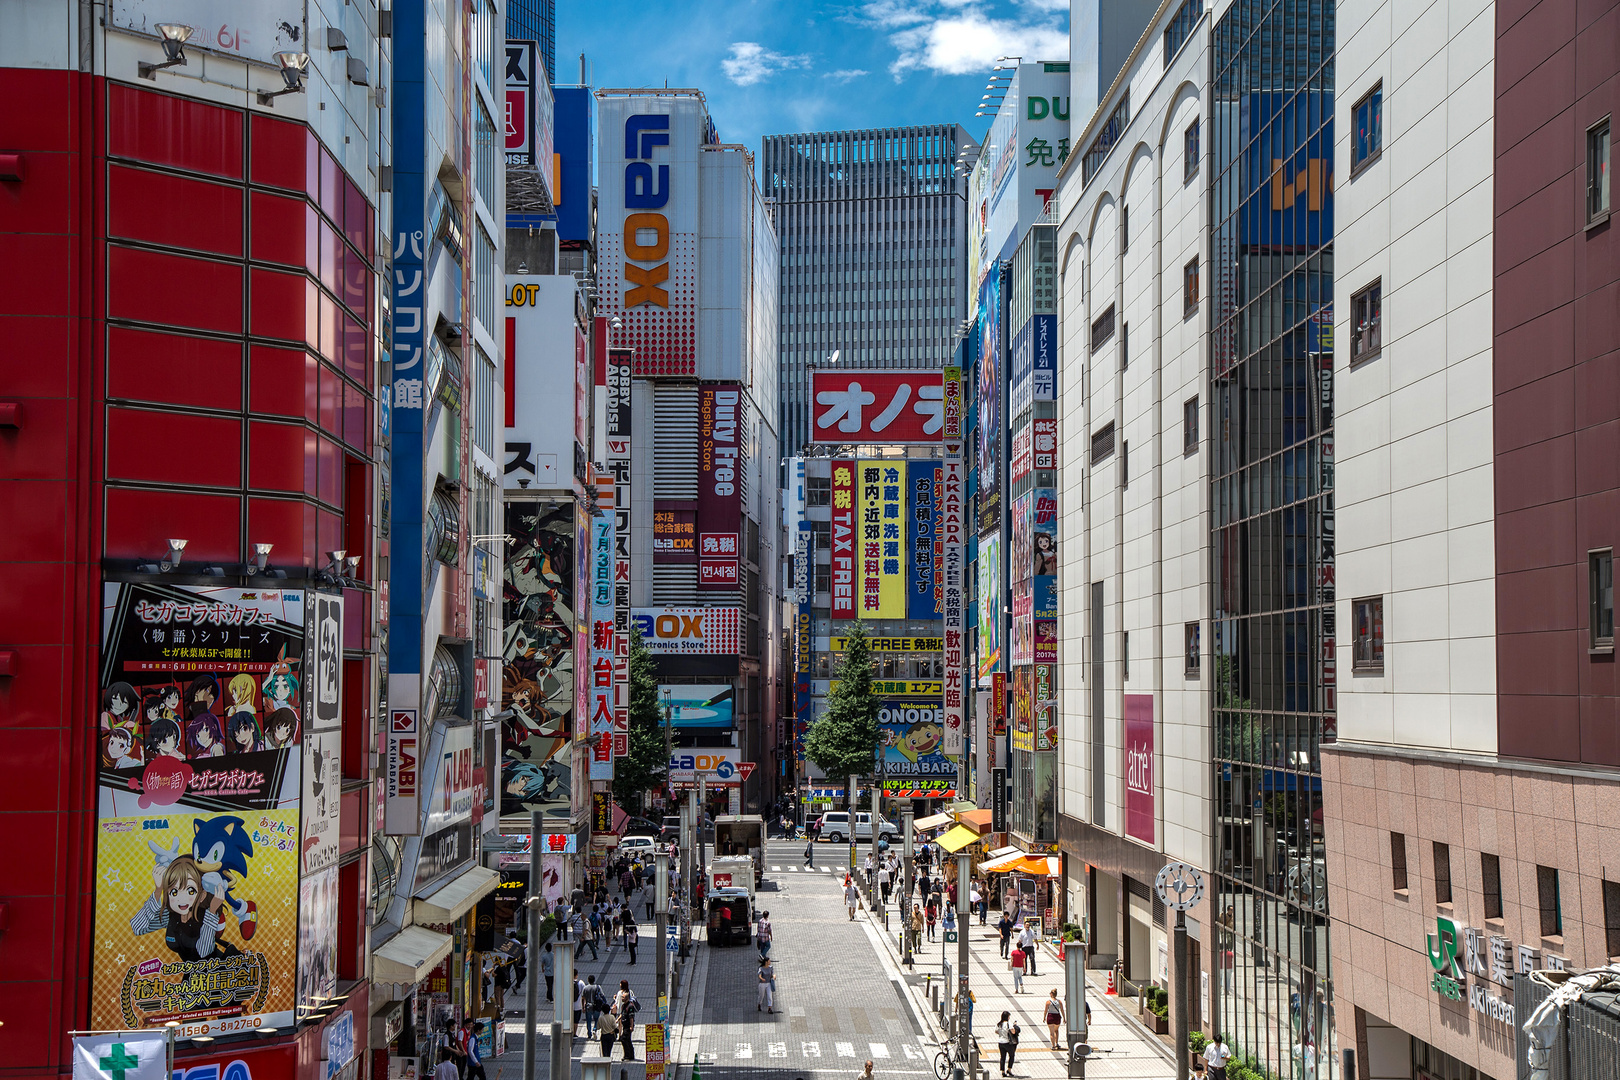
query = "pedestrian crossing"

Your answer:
(701, 1040), (935, 1062)
(769, 864), (836, 872)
